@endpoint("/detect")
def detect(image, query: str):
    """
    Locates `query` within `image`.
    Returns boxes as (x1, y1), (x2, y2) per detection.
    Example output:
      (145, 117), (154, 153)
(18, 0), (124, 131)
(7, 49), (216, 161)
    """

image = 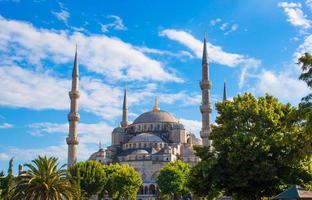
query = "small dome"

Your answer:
(129, 133), (163, 143)
(112, 127), (123, 133)
(133, 110), (178, 124)
(89, 149), (105, 160)
(131, 149), (149, 155)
